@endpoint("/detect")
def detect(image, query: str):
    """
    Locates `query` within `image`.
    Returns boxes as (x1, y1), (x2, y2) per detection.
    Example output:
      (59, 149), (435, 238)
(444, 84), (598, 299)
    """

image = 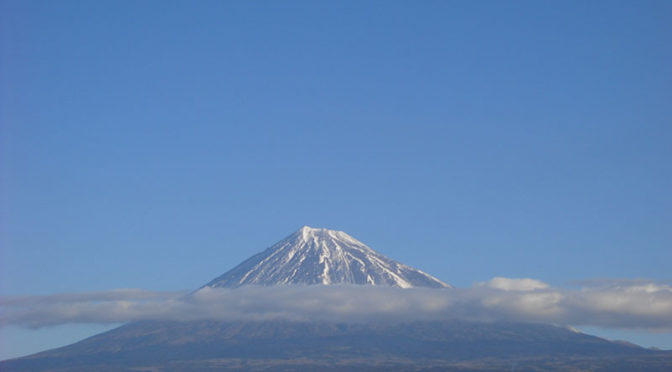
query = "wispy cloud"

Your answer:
(1, 279), (671, 331)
